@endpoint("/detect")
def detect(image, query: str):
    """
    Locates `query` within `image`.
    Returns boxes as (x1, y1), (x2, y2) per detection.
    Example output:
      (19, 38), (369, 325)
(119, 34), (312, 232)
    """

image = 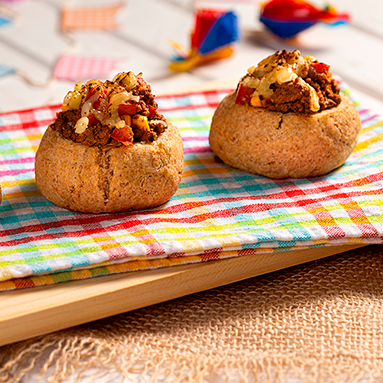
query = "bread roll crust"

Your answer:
(35, 121), (184, 213)
(209, 92), (361, 179)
